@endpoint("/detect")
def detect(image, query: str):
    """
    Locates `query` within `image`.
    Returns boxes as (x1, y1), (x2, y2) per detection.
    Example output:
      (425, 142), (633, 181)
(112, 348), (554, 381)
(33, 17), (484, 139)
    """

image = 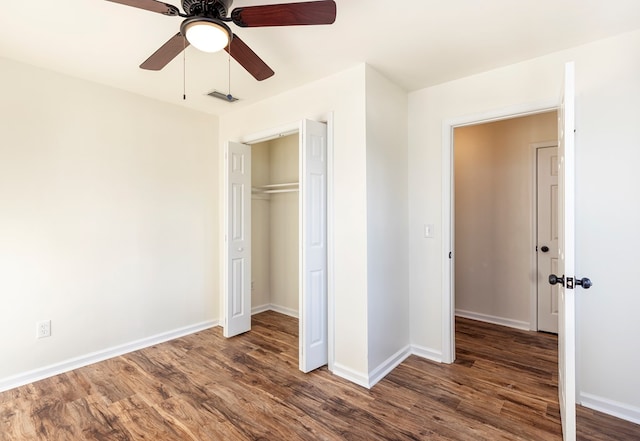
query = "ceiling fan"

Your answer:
(106, 0), (337, 81)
